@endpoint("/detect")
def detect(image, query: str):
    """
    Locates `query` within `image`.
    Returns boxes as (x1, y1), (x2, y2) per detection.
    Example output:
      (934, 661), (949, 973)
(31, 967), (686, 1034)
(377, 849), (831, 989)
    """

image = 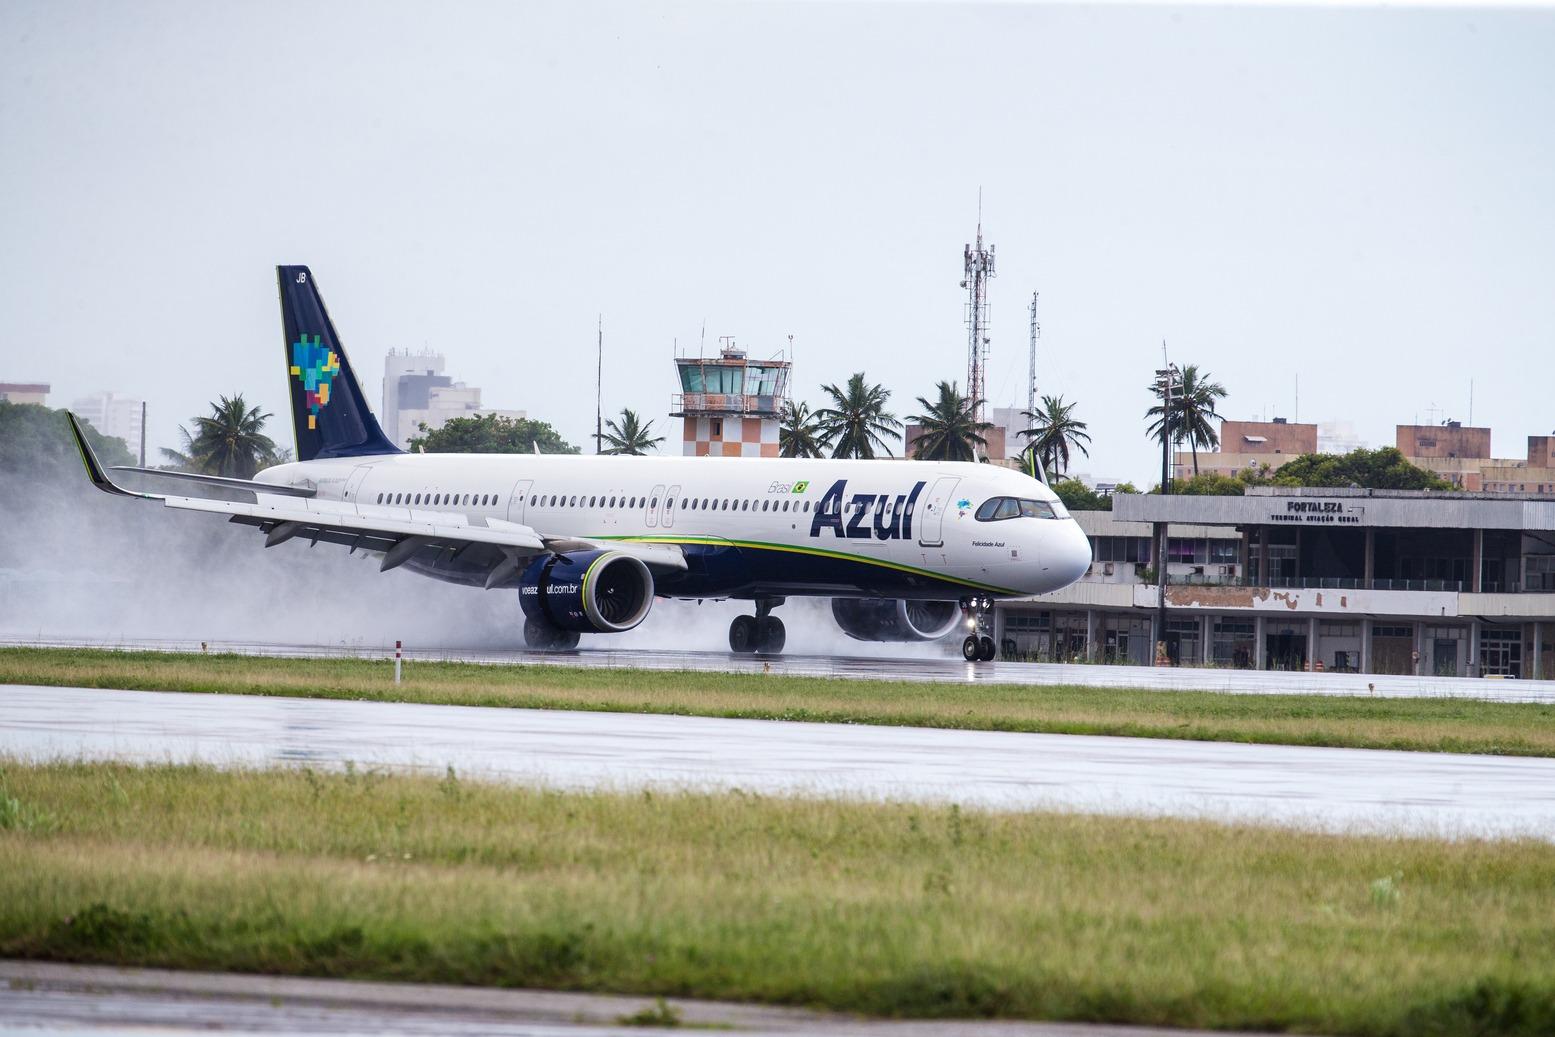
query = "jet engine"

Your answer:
(519, 550), (655, 634)
(830, 598), (961, 642)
